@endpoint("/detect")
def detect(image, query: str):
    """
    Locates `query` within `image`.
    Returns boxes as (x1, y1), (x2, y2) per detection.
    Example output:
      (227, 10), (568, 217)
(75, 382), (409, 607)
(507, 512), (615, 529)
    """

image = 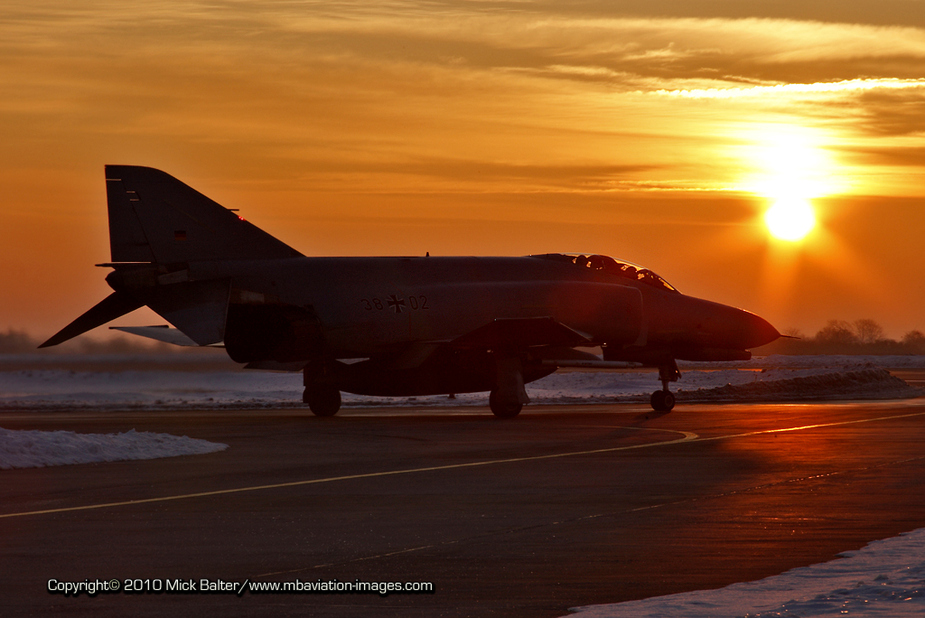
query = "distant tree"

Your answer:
(814, 320), (859, 345)
(760, 321), (925, 355)
(854, 319), (885, 344)
(902, 330), (925, 353)
(0, 328), (36, 353)
(783, 327), (805, 339)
